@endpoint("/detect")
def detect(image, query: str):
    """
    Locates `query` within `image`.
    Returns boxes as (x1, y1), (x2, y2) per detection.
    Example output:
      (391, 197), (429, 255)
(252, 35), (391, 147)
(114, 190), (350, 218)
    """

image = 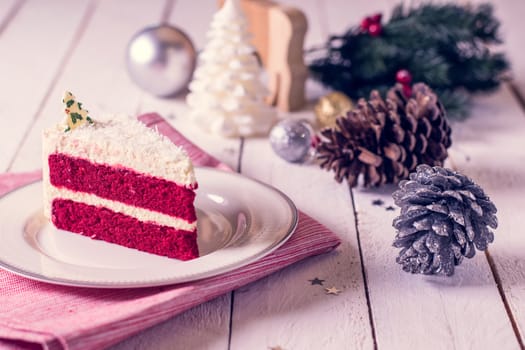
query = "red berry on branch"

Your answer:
(360, 16), (372, 31)
(311, 134), (321, 148)
(371, 13), (382, 23)
(402, 84), (412, 98)
(368, 23), (382, 37)
(396, 69), (412, 85)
